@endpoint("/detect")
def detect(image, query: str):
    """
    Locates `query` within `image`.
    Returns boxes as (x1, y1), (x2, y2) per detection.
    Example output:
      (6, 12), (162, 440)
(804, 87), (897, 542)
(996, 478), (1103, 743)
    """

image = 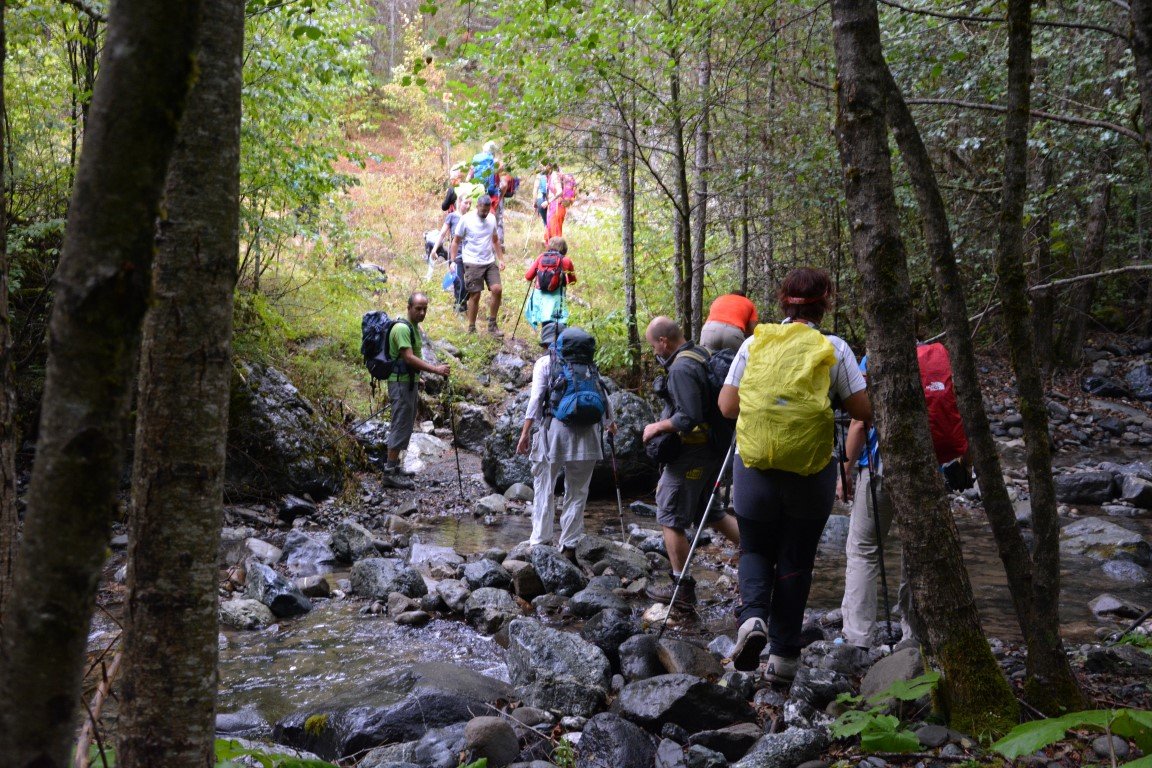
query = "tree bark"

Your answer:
(883, 68), (1086, 713)
(690, 30), (711, 338)
(1131, 0), (1152, 171)
(1030, 151), (1056, 373)
(0, 0), (14, 630)
(830, 0), (1019, 736)
(619, 109), (640, 377)
(993, 0), (1085, 711)
(116, 1), (242, 765)
(0, 1), (203, 764)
